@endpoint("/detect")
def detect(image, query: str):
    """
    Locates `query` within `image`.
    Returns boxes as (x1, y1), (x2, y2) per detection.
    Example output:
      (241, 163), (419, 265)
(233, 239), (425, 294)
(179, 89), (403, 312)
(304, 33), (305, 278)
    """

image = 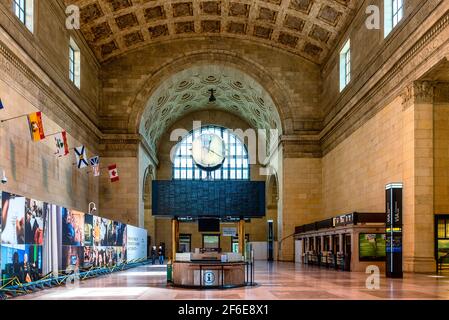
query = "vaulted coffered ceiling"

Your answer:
(139, 65), (282, 152)
(66, 0), (356, 64)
